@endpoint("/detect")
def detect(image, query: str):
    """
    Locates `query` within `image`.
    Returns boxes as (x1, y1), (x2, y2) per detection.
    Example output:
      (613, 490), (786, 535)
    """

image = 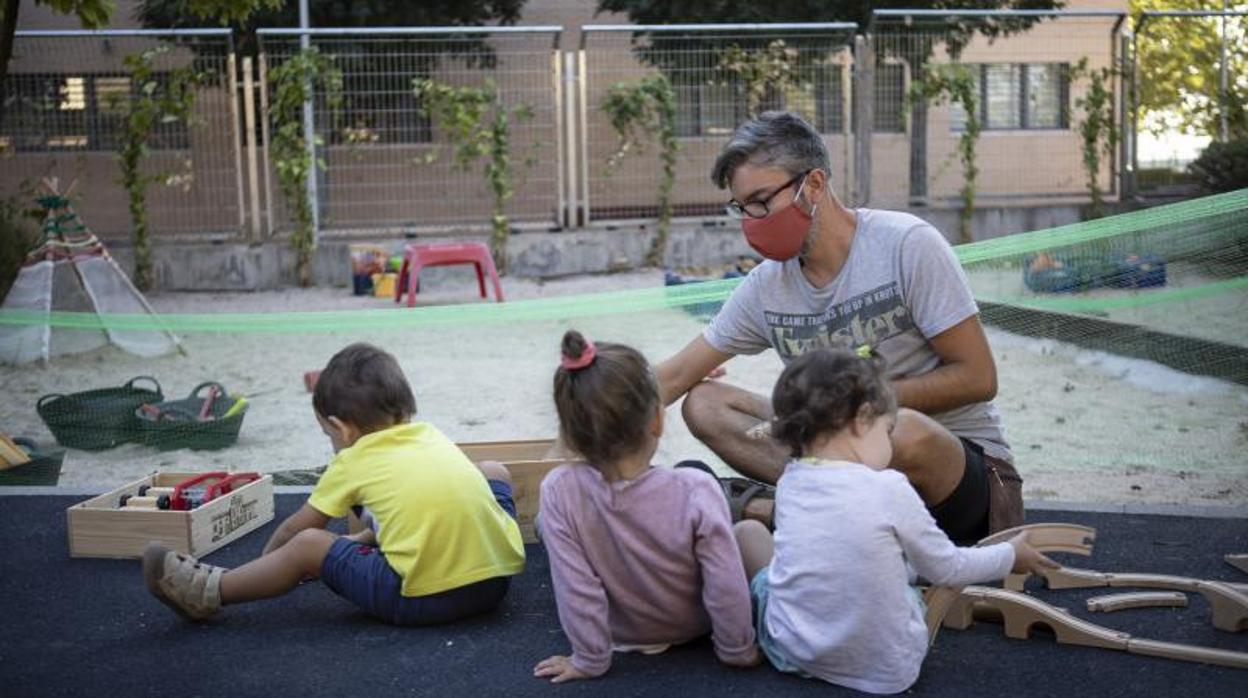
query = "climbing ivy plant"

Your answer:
(1071, 58), (1120, 220)
(717, 40), (802, 118)
(116, 45), (205, 291)
(907, 63), (980, 244)
(413, 78), (533, 274)
(268, 47), (342, 287)
(600, 75), (677, 267)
